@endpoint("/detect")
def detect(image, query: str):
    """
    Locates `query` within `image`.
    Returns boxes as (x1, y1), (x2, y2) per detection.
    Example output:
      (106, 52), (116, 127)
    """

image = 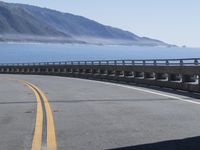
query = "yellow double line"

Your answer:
(18, 80), (57, 150)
